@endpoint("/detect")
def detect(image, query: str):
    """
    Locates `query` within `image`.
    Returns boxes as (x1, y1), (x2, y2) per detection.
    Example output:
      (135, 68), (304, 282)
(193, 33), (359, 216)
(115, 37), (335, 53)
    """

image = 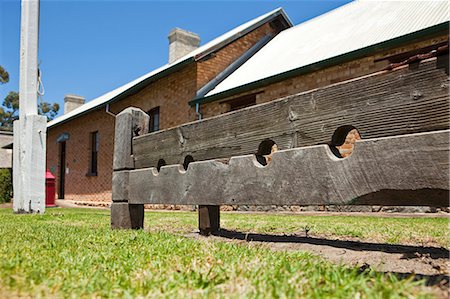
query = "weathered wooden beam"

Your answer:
(132, 59), (449, 169)
(111, 203), (144, 230)
(113, 107), (149, 171)
(111, 107), (149, 229)
(112, 170), (130, 202)
(128, 130), (449, 207)
(198, 205), (220, 235)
